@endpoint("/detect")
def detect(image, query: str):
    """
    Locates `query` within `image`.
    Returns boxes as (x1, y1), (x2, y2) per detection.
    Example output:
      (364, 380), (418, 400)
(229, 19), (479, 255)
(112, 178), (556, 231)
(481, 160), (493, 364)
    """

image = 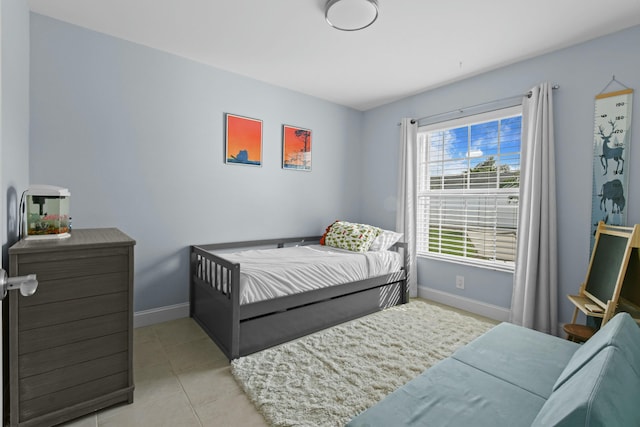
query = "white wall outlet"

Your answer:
(455, 275), (465, 289)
